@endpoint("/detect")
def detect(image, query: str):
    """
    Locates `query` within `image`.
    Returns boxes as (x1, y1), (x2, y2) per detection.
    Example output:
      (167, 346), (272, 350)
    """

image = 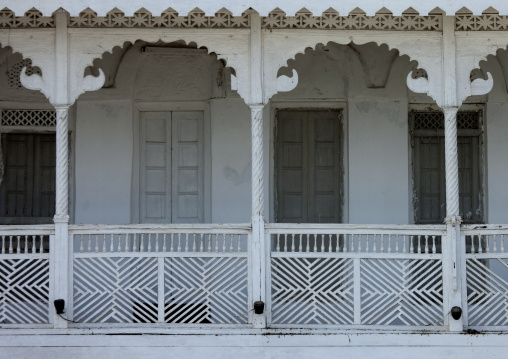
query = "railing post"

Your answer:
(250, 104), (266, 328)
(443, 107), (464, 332)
